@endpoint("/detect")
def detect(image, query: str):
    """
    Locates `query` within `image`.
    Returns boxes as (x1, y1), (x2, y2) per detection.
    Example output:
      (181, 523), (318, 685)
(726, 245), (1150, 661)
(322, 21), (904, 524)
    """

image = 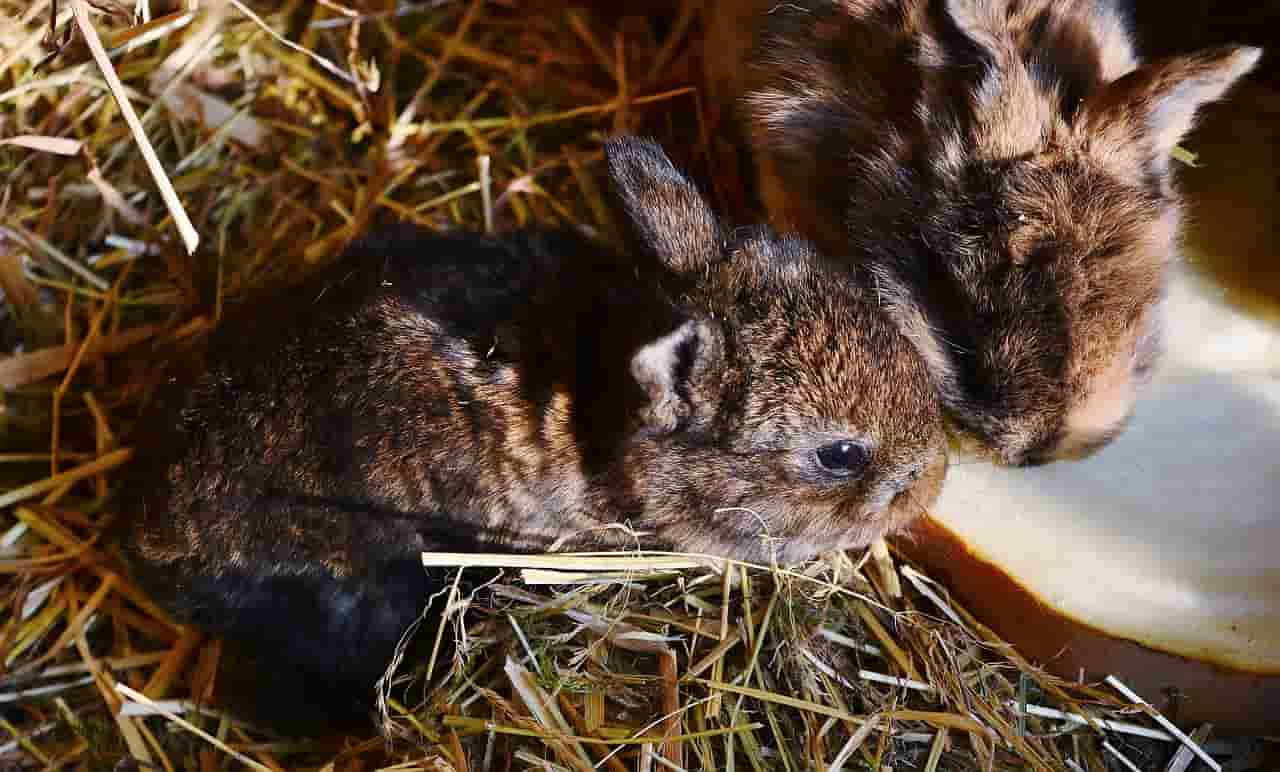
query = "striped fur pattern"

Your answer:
(711, 0), (1261, 465)
(118, 137), (946, 729)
